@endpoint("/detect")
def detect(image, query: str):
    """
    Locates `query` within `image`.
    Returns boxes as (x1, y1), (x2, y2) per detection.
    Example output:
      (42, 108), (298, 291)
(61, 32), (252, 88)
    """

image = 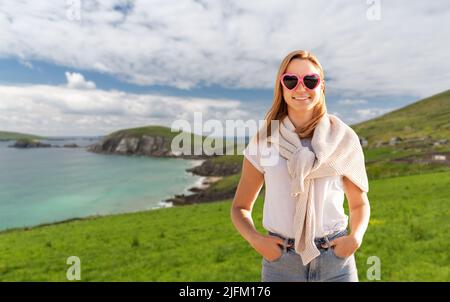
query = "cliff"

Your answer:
(87, 126), (218, 160)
